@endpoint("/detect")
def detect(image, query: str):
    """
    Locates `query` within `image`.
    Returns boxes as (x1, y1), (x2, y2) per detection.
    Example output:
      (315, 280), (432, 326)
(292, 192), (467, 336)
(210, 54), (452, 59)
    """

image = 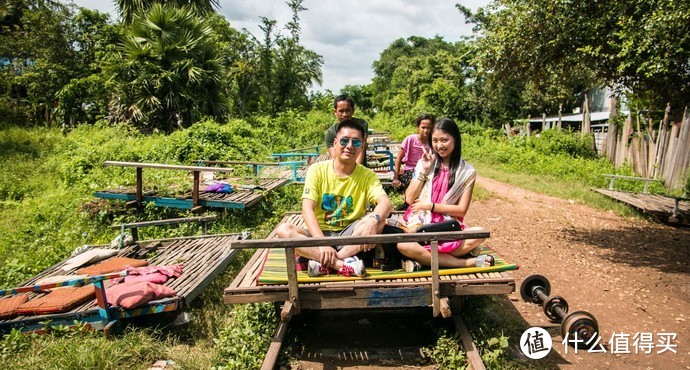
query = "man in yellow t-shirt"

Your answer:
(276, 119), (393, 277)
